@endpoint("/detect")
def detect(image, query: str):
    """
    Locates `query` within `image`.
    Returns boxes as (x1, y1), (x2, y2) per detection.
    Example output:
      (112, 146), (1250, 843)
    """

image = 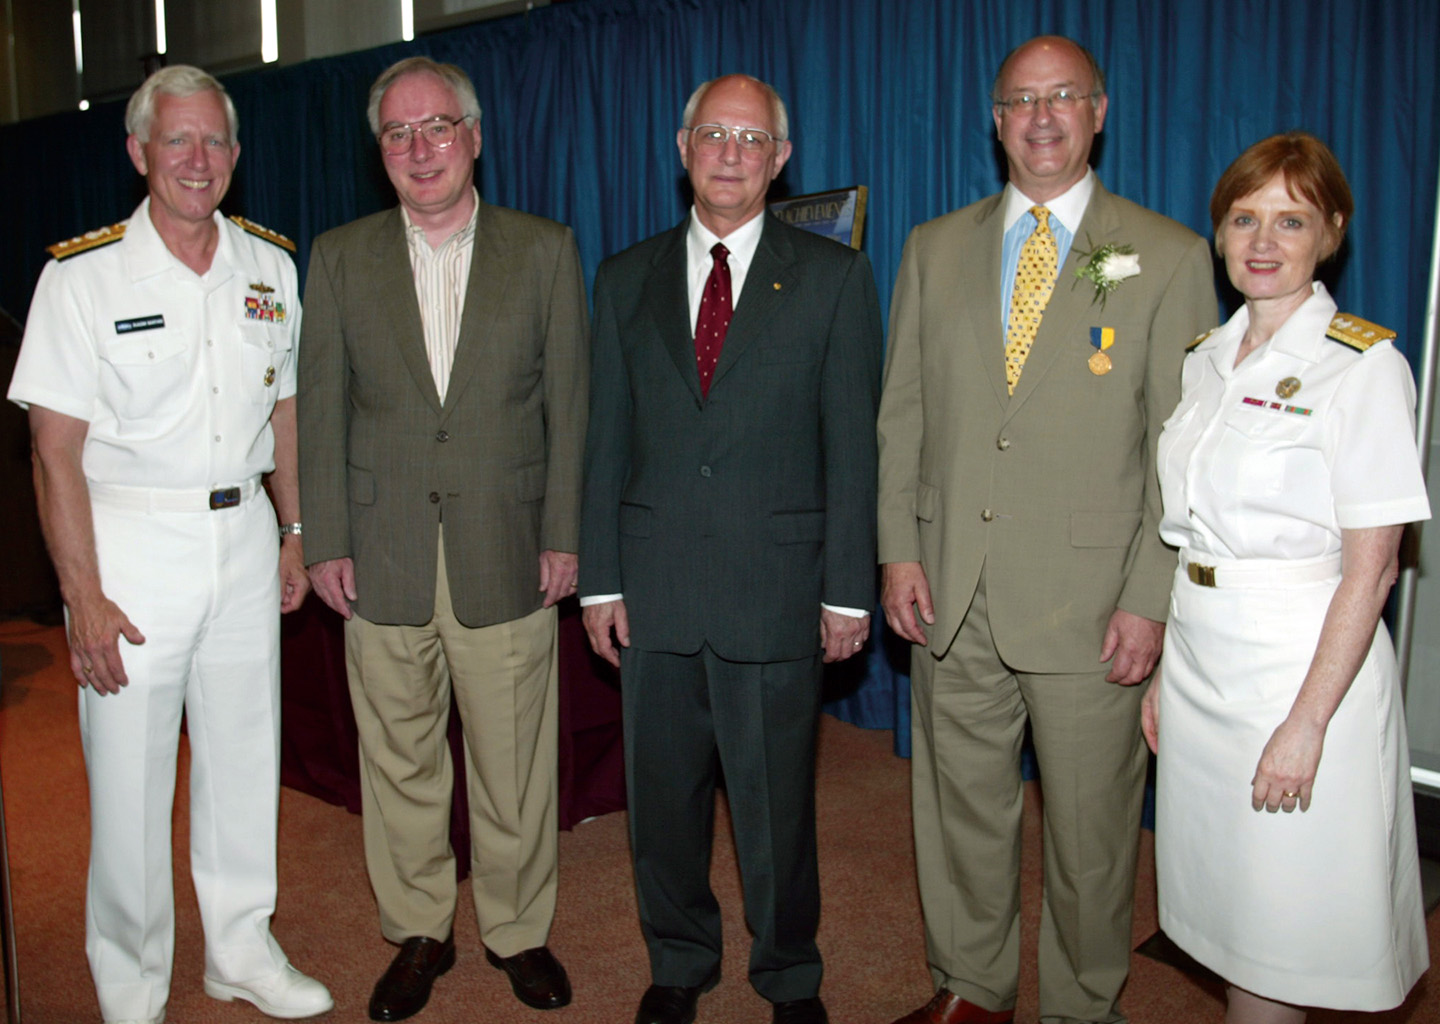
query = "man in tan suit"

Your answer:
(878, 37), (1216, 1024)
(297, 57), (587, 1022)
